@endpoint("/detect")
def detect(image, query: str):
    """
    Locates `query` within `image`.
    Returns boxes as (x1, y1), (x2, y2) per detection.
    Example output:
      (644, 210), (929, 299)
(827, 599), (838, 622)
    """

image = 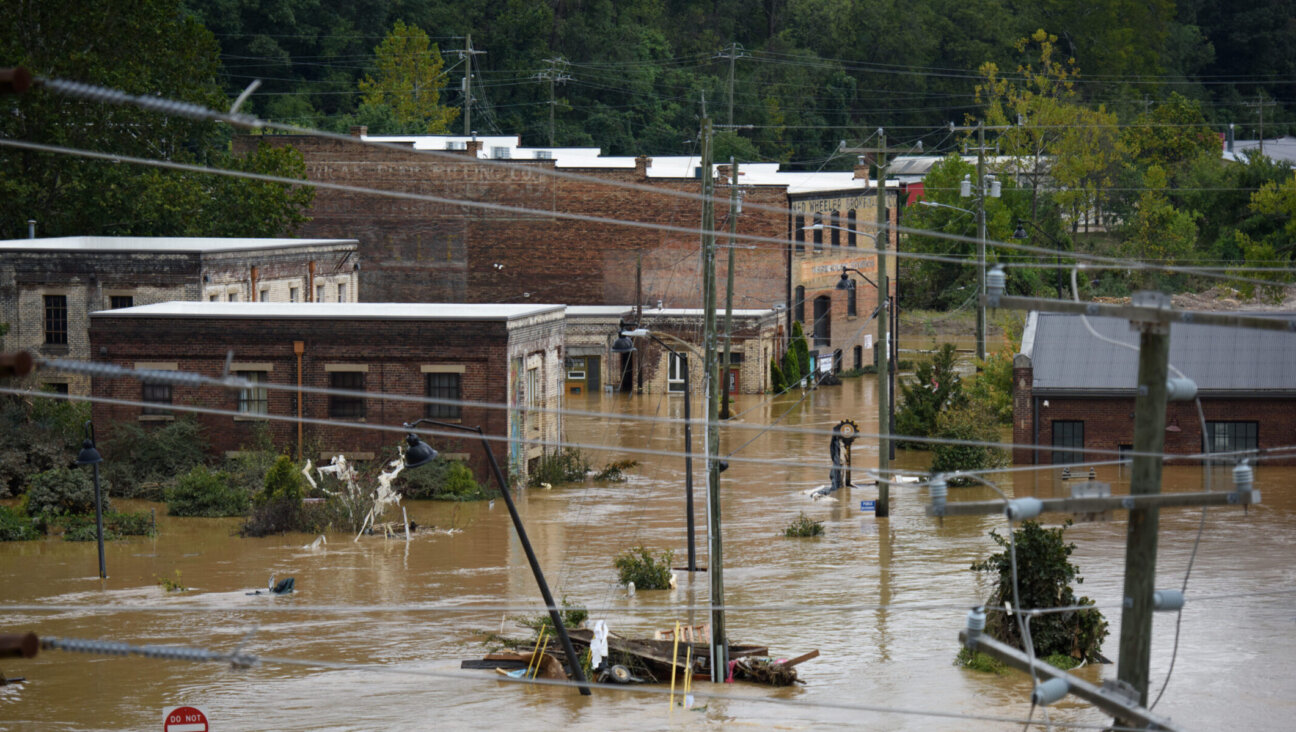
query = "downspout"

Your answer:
(307, 261), (316, 302)
(250, 266), (259, 301)
(1033, 395), (1040, 465)
(294, 340), (305, 460)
